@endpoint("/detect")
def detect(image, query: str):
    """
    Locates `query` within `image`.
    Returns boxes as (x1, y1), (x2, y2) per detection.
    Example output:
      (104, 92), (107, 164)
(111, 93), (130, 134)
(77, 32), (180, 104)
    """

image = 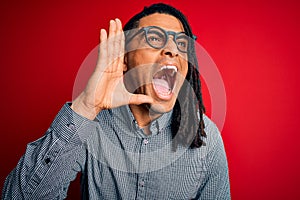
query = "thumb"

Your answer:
(128, 94), (154, 105)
